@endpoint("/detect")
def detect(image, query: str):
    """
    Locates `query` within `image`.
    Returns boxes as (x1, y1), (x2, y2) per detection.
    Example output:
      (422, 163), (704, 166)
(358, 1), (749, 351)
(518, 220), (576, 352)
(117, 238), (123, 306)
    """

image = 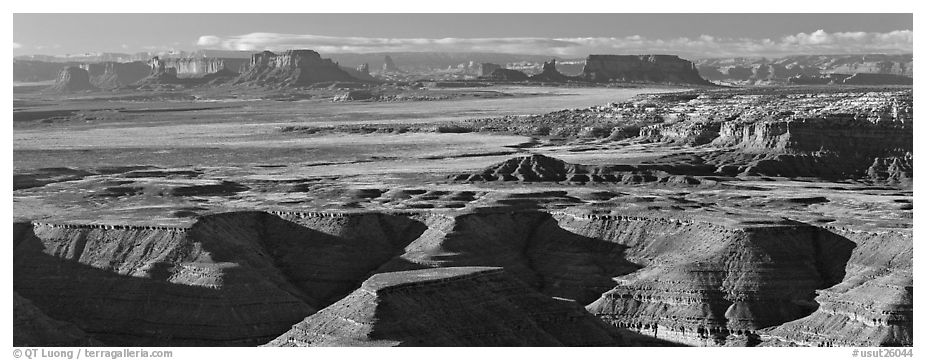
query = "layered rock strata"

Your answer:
(233, 50), (359, 87)
(582, 55), (713, 85)
(49, 66), (96, 92)
(267, 267), (647, 346)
